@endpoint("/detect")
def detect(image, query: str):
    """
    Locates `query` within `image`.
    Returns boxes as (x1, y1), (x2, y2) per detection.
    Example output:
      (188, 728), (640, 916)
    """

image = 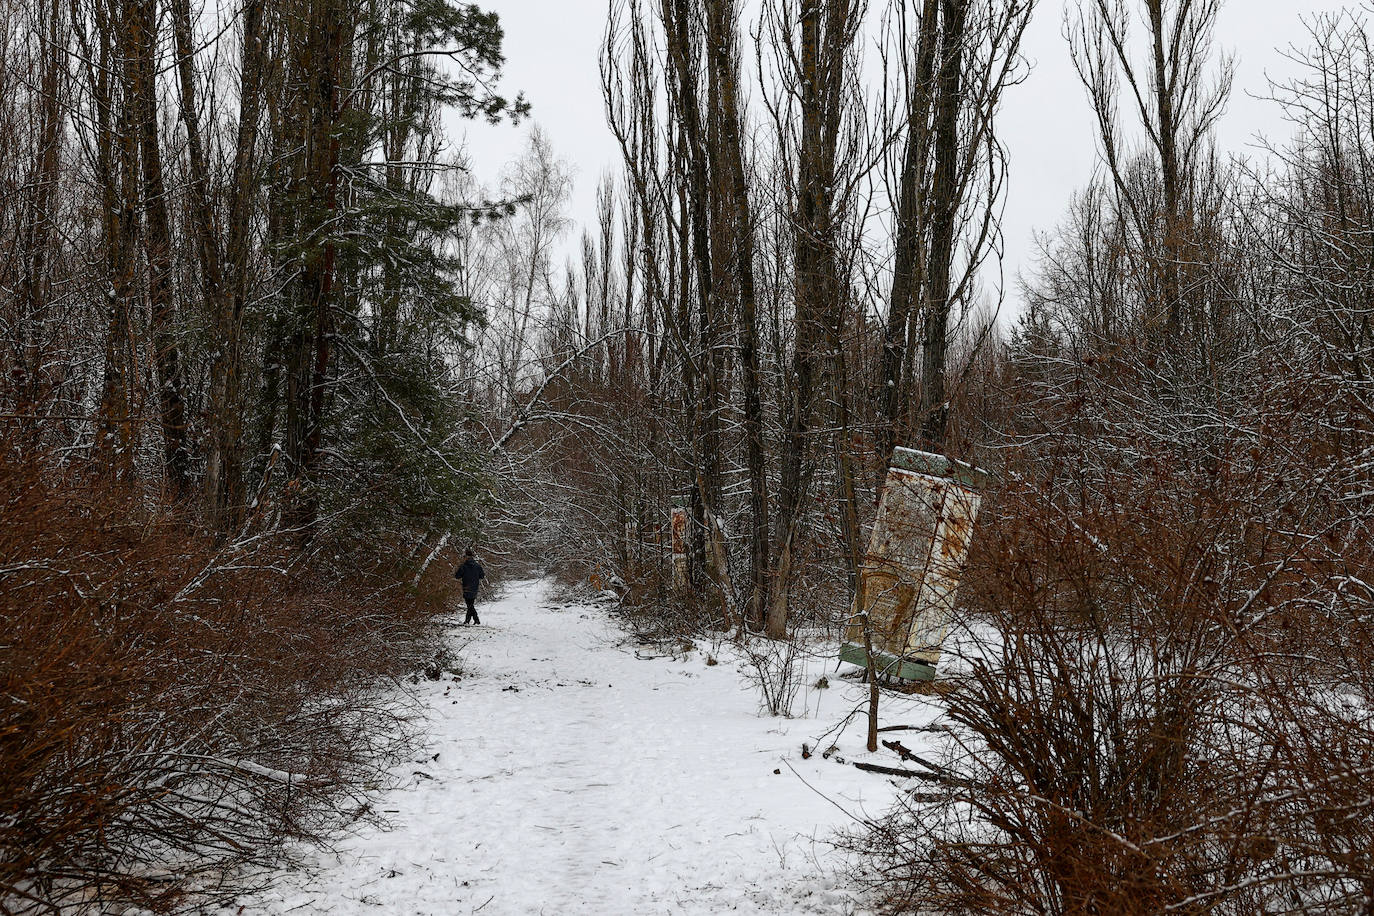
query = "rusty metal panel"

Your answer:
(845, 447), (986, 676)
(904, 482), (981, 666)
(845, 466), (946, 654)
